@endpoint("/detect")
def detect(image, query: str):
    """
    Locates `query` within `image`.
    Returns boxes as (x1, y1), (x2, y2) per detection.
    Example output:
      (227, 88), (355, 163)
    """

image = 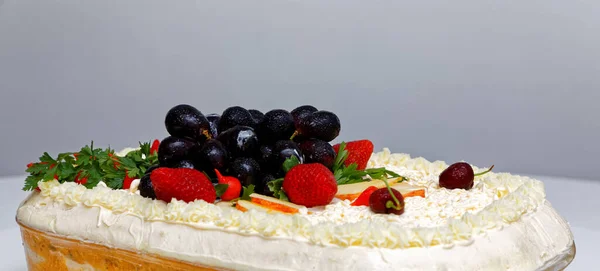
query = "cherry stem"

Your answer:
(474, 165), (495, 177)
(382, 177), (401, 210)
(289, 131), (299, 140)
